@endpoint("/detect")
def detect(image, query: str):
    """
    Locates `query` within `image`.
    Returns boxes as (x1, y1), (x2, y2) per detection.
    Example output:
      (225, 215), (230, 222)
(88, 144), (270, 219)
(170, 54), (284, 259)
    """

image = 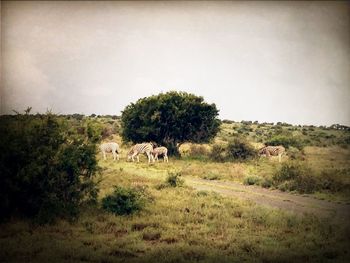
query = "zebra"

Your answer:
(100, 142), (120, 161)
(127, 142), (155, 163)
(258, 145), (285, 162)
(152, 146), (168, 162)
